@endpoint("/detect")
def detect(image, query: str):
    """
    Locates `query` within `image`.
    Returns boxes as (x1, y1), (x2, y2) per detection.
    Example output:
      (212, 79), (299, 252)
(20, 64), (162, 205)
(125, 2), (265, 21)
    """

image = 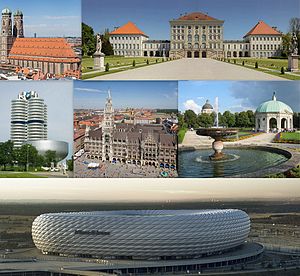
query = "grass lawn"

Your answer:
(280, 132), (300, 141)
(223, 58), (300, 80)
(178, 128), (187, 144)
(224, 129), (262, 141)
(0, 172), (47, 178)
(232, 58), (298, 70)
(82, 56), (165, 73)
